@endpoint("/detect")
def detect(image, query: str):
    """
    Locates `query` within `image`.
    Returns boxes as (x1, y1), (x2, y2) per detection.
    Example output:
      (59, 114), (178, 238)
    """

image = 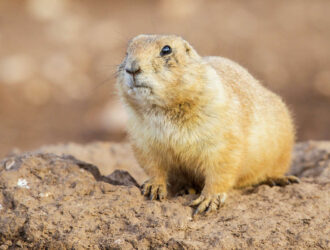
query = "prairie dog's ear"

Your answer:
(183, 40), (199, 58)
